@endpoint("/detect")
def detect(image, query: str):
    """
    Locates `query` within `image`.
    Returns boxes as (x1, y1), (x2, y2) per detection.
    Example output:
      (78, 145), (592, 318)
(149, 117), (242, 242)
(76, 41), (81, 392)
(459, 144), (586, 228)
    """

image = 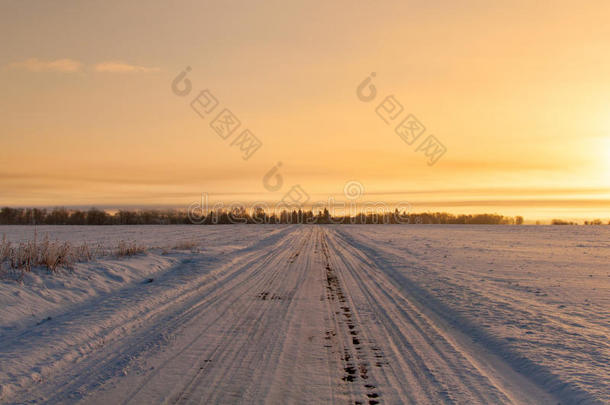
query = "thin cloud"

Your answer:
(7, 58), (83, 72)
(93, 61), (160, 73)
